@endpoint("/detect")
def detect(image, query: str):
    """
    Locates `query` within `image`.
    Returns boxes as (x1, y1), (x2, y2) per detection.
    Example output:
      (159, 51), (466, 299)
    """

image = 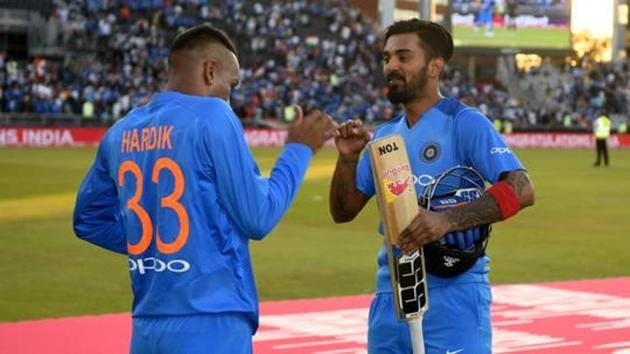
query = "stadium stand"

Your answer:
(0, 0), (393, 126)
(0, 0), (628, 130)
